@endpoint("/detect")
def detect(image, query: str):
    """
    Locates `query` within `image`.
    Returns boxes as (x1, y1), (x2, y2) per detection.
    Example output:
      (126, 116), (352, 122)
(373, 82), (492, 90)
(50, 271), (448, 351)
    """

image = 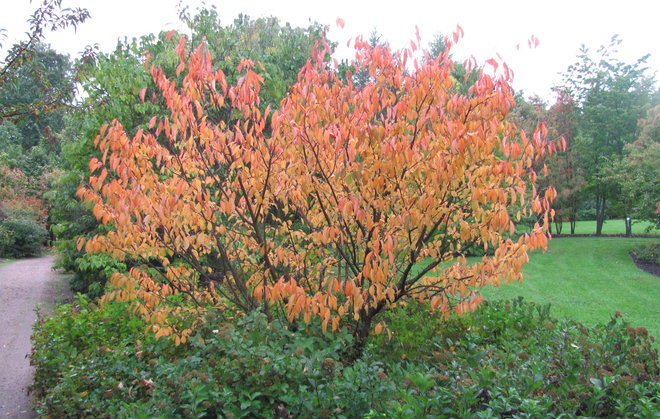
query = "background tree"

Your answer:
(609, 105), (660, 233)
(337, 29), (389, 89)
(0, 43), (73, 171)
(545, 91), (584, 234)
(0, 0), (88, 119)
(558, 36), (655, 235)
(507, 93), (548, 140)
(427, 33), (479, 94)
(179, 6), (329, 112)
